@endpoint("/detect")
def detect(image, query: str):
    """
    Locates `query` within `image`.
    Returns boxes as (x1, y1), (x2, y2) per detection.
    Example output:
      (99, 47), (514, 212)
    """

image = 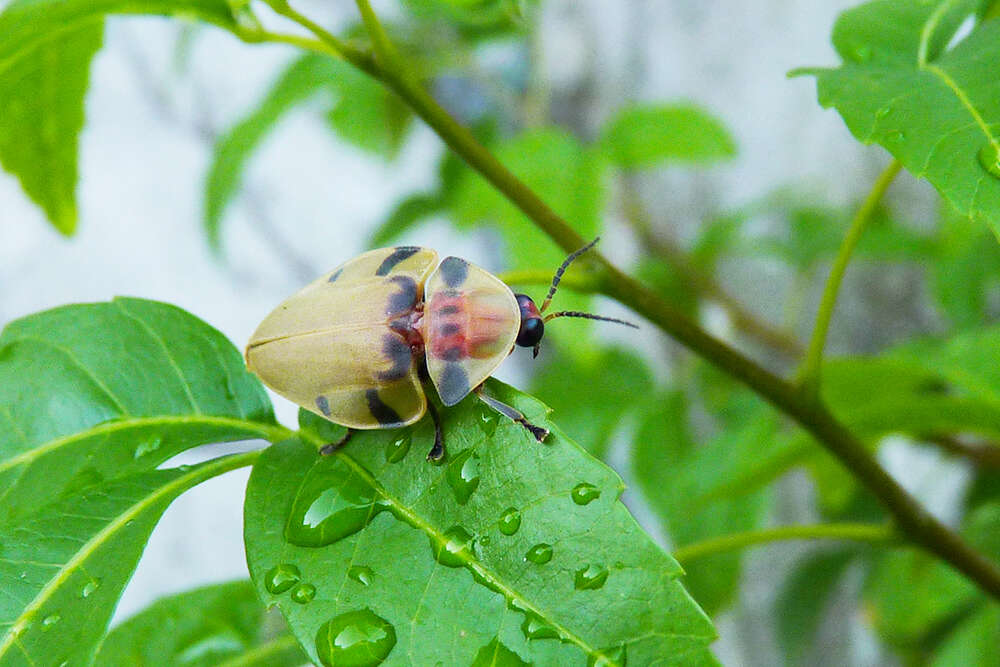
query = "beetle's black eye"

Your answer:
(516, 317), (544, 347)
